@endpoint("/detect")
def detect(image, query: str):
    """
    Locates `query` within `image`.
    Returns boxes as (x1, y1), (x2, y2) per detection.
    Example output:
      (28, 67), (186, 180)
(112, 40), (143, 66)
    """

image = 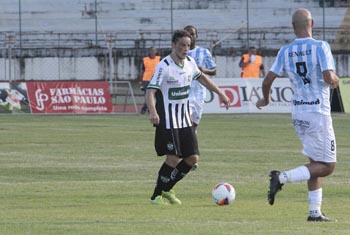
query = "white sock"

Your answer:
(308, 188), (322, 217)
(278, 165), (310, 184)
